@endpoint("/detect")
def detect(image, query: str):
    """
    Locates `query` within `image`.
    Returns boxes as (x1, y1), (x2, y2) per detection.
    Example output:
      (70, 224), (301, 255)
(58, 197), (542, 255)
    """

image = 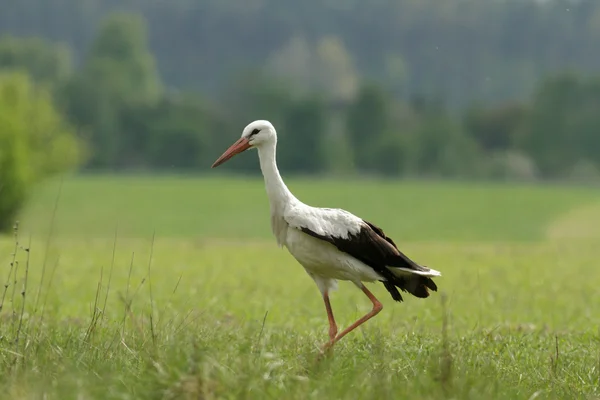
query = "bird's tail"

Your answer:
(384, 266), (440, 301)
(402, 273), (438, 298)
